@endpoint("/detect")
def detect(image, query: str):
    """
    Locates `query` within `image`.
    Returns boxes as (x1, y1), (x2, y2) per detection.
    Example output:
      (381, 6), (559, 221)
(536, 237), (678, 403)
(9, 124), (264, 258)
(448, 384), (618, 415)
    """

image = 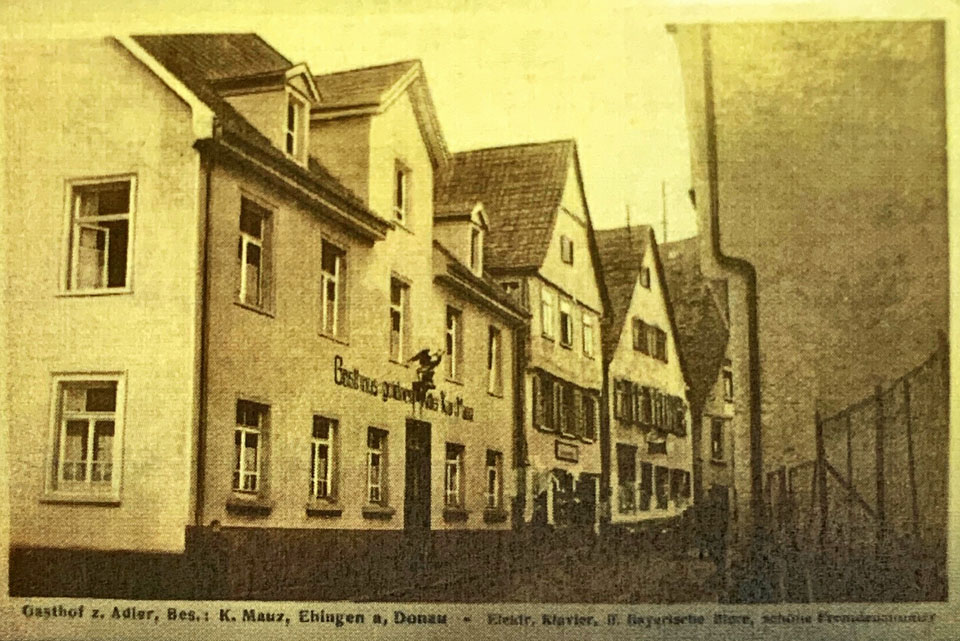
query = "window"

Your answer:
(501, 280), (520, 295)
(632, 318), (648, 354)
(285, 93), (305, 158)
(66, 178), (133, 291)
(582, 394), (597, 440)
(485, 450), (503, 509)
(389, 278), (409, 362)
(655, 329), (668, 362)
(560, 384), (576, 435)
(722, 365), (734, 402)
(320, 241), (346, 338)
(393, 161), (409, 222)
(533, 373), (555, 430)
(444, 443), (465, 508)
(540, 287), (555, 338)
(470, 228), (481, 272)
(646, 323), (658, 356)
(559, 300), (573, 347)
(51, 378), (122, 495)
(648, 439), (667, 455)
(616, 444), (637, 513)
(639, 463), (653, 511)
(238, 198), (272, 309)
(366, 428), (387, 504)
(311, 416), (336, 499)
(487, 325), (503, 395)
(654, 465), (669, 510)
(560, 235), (574, 264)
(234, 400), (268, 493)
(640, 266), (651, 289)
(639, 386), (653, 425)
(711, 417), (724, 461)
(445, 306), (463, 380)
(615, 380), (635, 424)
(582, 314), (595, 357)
